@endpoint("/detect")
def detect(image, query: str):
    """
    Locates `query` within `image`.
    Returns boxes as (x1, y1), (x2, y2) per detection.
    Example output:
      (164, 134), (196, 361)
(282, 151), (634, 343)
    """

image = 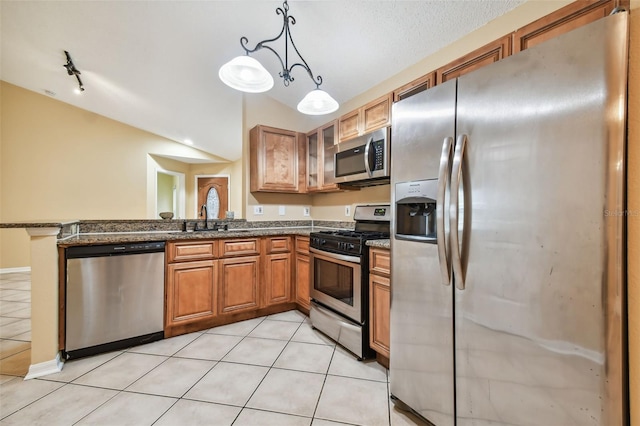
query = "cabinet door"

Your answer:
(220, 238), (260, 257)
(320, 121), (340, 191)
(369, 273), (390, 358)
(265, 253), (292, 306)
(166, 260), (216, 326)
(362, 94), (392, 134)
(306, 129), (320, 192)
(369, 248), (391, 277)
(167, 241), (216, 263)
(437, 35), (512, 84)
(338, 110), (360, 142)
(219, 256), (260, 314)
(250, 125), (305, 193)
(513, 0), (616, 53)
(295, 254), (310, 310)
(393, 72), (437, 102)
